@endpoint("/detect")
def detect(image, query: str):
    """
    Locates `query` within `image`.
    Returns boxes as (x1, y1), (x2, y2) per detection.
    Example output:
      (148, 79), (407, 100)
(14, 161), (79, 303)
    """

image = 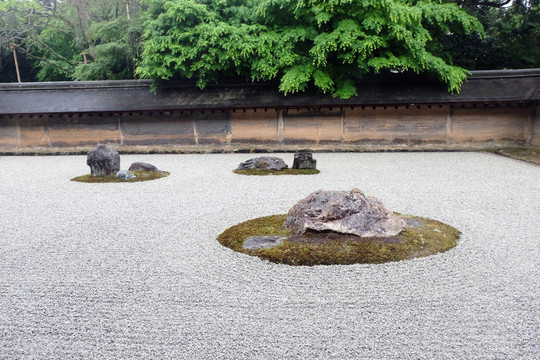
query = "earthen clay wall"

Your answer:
(0, 105), (535, 153)
(1, 71), (538, 153)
